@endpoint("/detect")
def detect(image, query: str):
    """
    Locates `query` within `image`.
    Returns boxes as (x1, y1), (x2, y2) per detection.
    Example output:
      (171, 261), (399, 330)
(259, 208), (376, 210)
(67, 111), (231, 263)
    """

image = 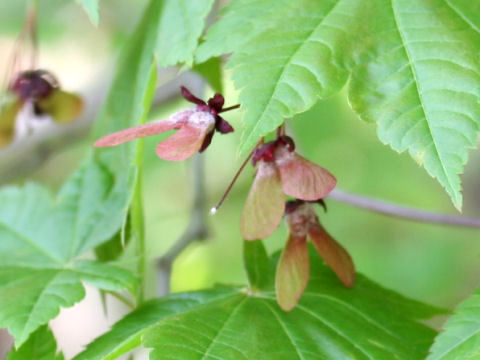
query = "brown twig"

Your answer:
(328, 188), (480, 228)
(210, 150), (254, 214)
